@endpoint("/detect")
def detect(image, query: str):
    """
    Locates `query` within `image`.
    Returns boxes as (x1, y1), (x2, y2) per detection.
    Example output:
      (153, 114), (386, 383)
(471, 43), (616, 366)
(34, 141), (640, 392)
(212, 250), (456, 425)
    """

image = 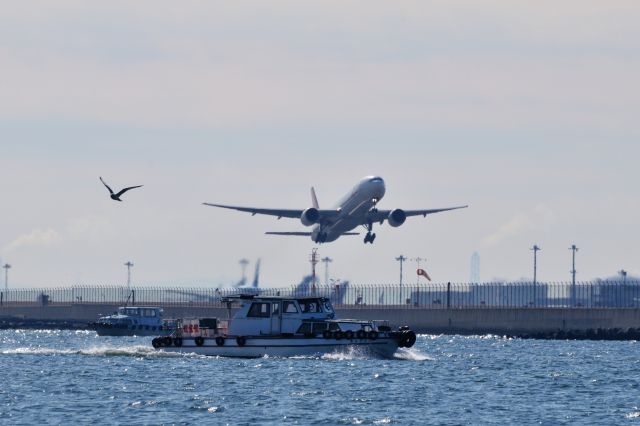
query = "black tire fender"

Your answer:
(215, 336), (225, 346)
